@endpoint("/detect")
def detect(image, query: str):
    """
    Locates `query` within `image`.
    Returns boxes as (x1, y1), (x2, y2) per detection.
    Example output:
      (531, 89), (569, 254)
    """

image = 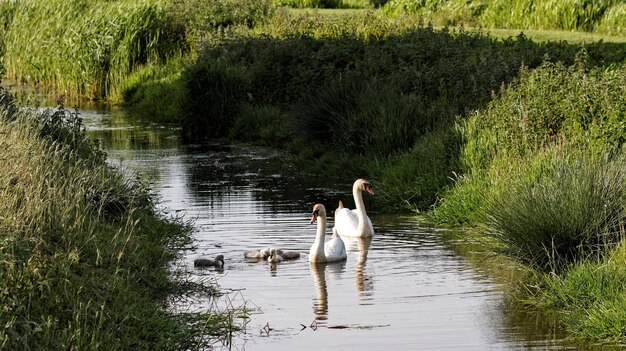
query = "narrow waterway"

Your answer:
(75, 104), (597, 350)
